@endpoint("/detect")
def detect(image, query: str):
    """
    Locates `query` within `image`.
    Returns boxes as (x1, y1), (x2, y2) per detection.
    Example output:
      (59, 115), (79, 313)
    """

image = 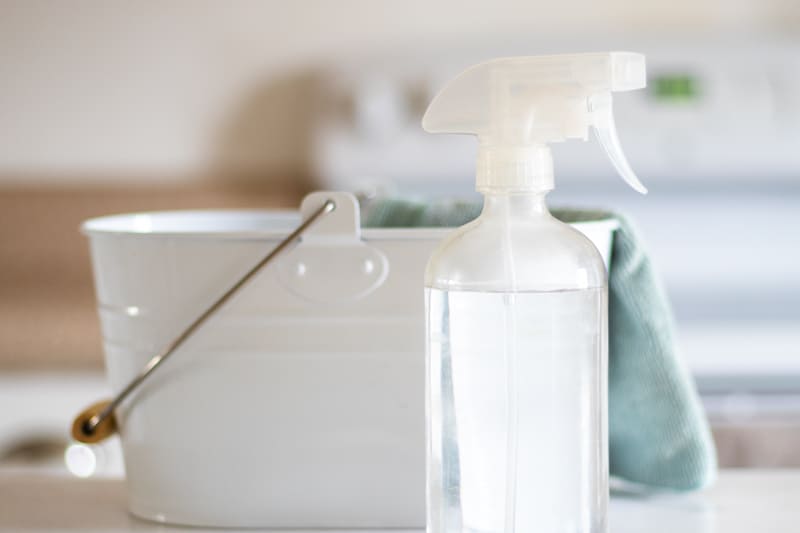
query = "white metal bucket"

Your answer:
(82, 191), (617, 528)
